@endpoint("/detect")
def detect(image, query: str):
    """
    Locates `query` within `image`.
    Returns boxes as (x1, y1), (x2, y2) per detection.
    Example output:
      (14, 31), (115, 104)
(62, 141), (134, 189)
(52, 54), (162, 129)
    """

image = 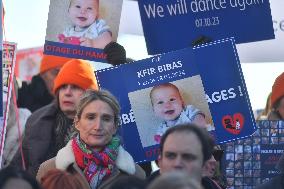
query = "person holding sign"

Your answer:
(150, 83), (212, 143)
(36, 90), (145, 189)
(58, 0), (112, 48)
